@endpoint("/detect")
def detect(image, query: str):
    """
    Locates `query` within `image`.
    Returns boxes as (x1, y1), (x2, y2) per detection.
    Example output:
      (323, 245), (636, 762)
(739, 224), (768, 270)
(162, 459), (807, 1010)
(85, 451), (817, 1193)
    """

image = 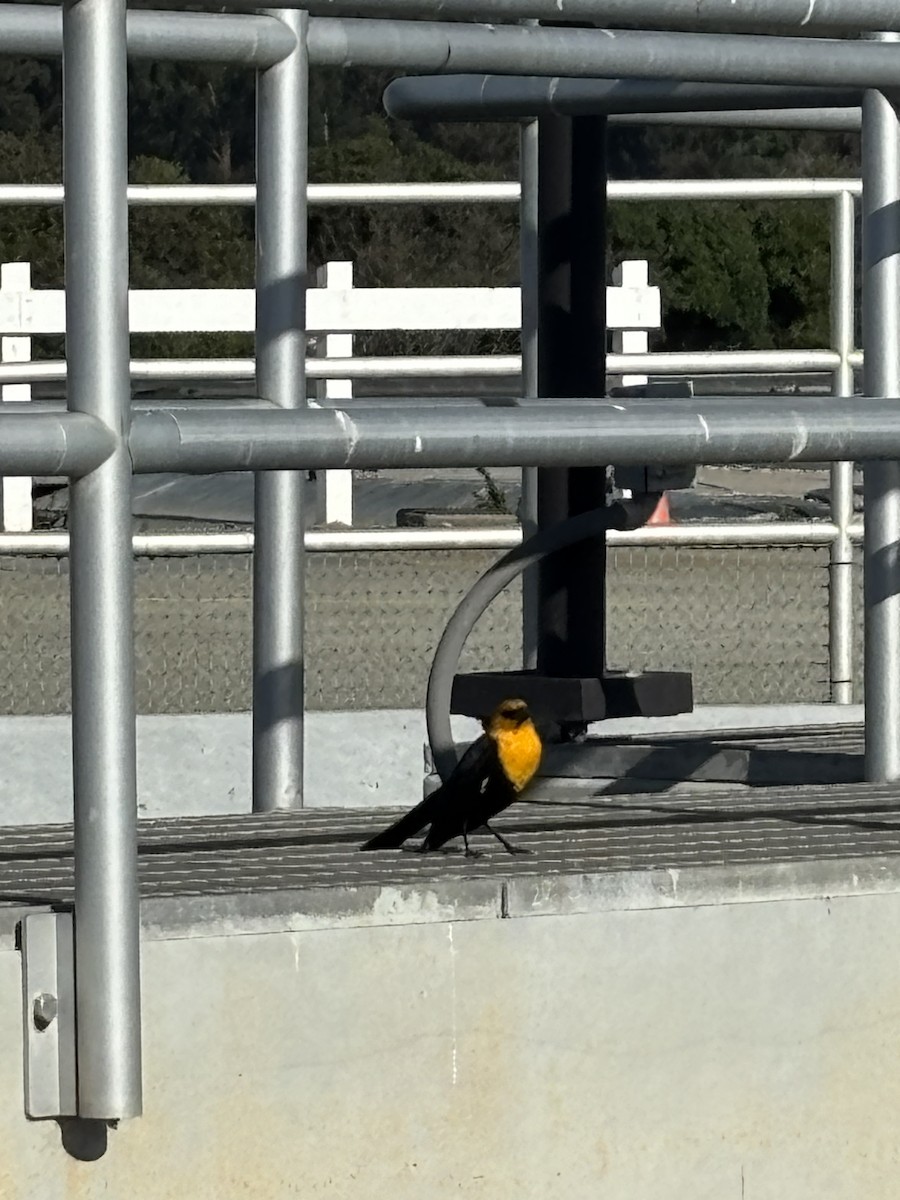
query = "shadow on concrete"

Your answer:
(57, 1118), (108, 1161)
